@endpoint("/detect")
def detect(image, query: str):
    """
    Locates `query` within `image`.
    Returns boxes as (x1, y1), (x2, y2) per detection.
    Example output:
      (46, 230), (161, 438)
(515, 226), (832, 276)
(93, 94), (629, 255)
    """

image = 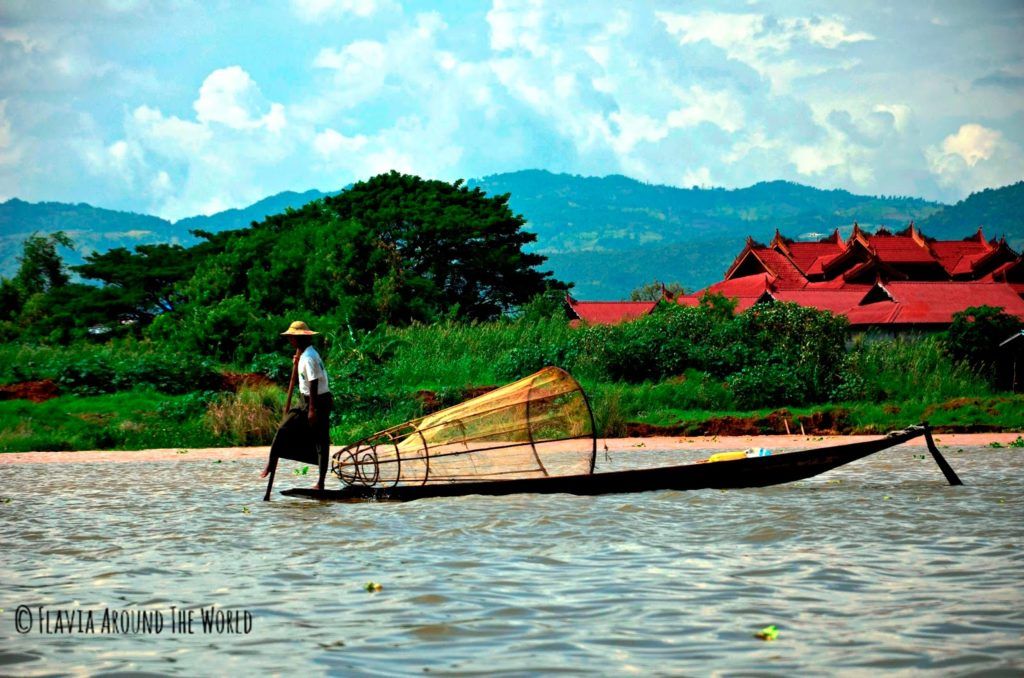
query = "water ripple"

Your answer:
(1, 446), (1022, 674)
